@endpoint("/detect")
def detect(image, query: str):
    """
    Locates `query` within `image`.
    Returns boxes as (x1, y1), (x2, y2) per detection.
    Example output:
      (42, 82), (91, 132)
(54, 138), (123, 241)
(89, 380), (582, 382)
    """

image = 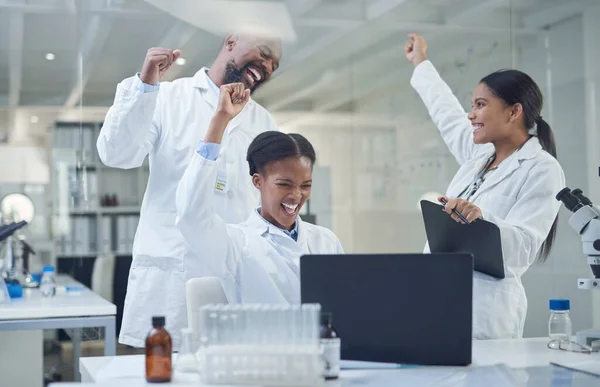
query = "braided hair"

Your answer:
(246, 131), (316, 175)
